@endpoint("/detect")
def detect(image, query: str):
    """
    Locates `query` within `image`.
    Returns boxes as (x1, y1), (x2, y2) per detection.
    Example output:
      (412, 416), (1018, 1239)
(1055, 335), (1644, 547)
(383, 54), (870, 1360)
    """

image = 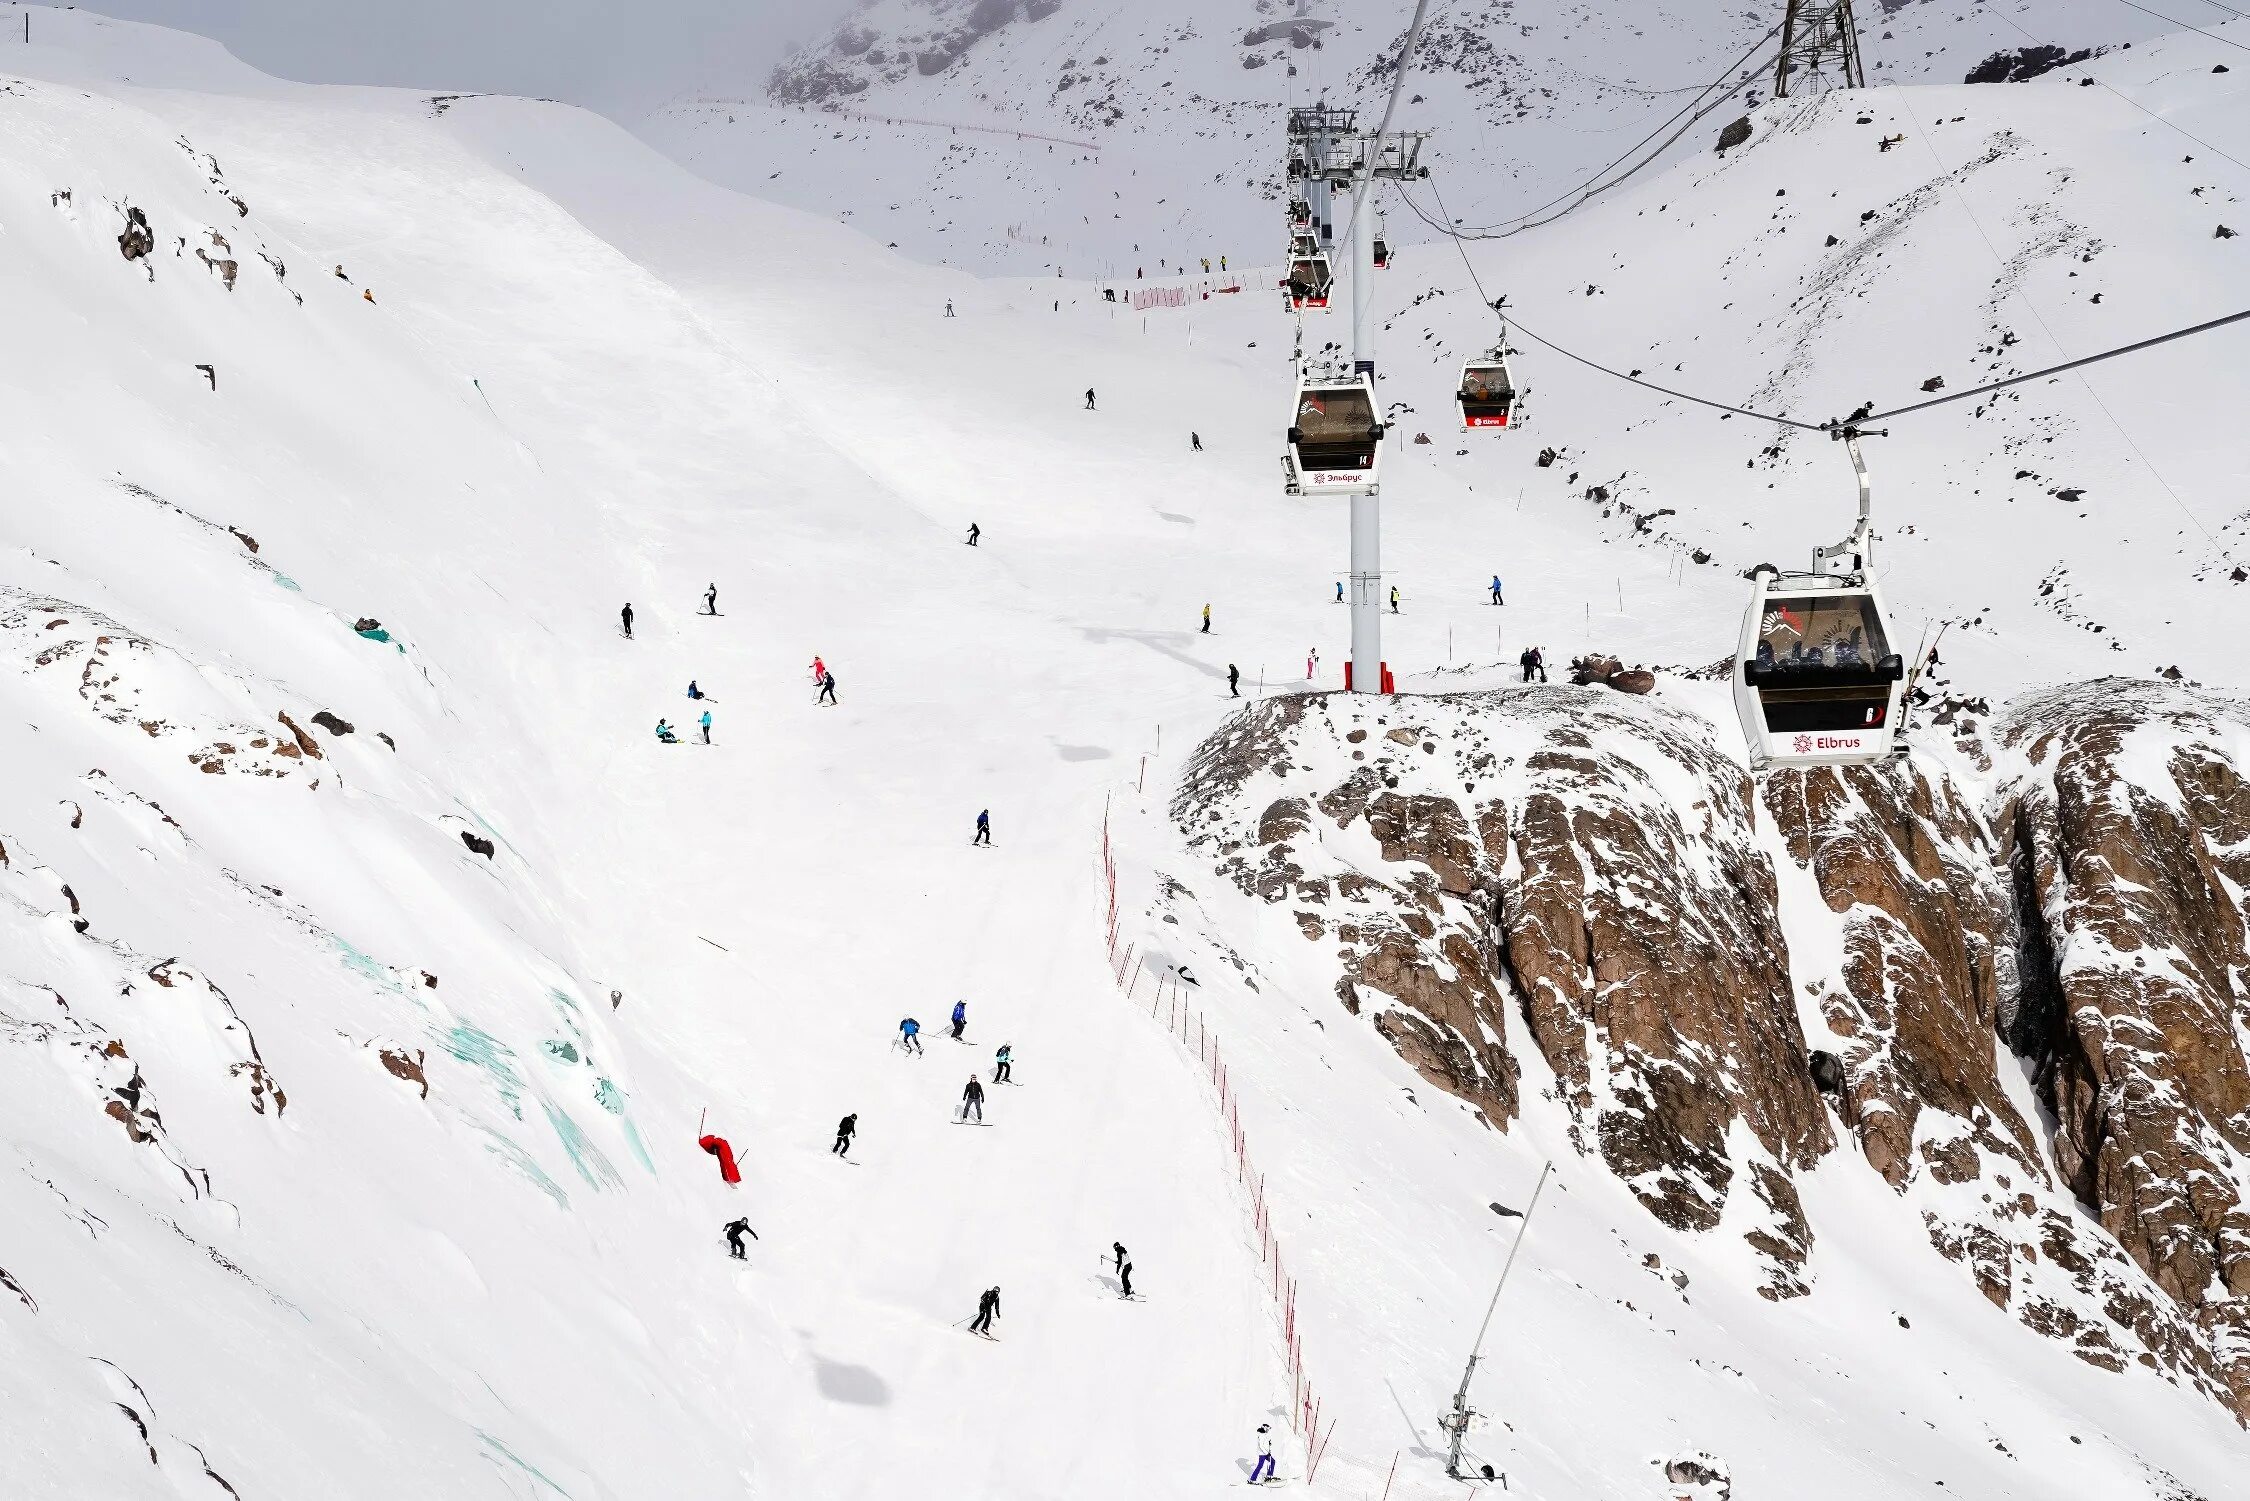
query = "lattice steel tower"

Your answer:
(1774, 0), (1865, 99)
